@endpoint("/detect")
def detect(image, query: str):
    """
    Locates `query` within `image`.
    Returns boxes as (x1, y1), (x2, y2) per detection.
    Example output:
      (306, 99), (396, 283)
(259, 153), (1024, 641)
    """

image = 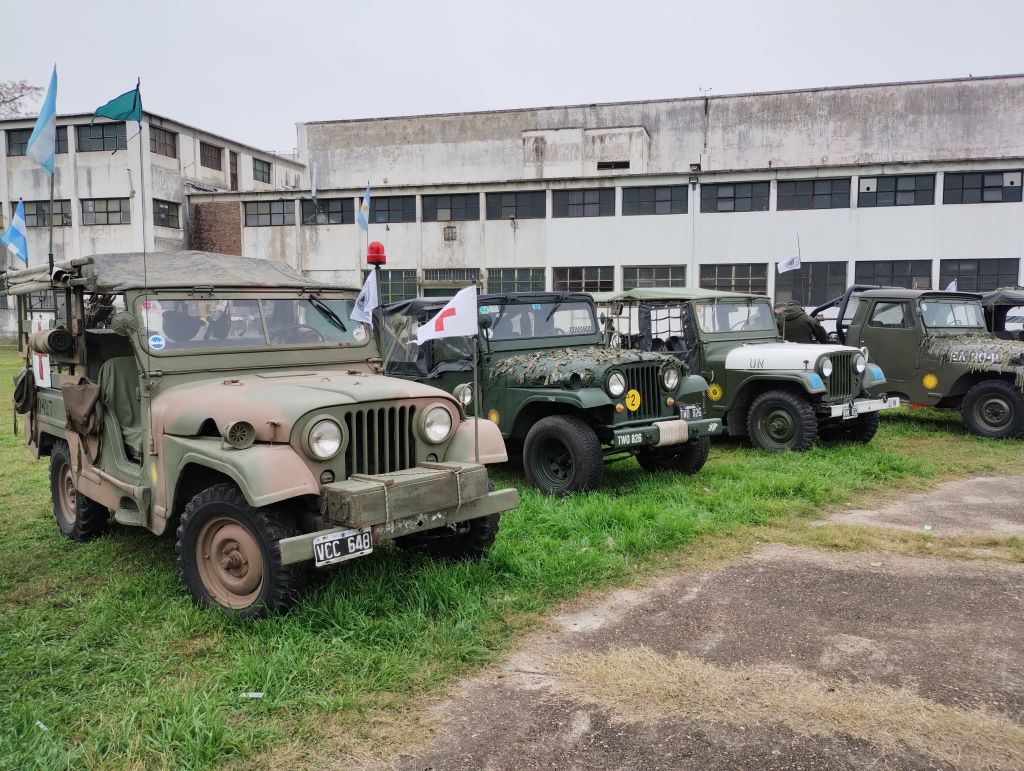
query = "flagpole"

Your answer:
(47, 174), (54, 275)
(472, 331), (480, 464)
(795, 232), (803, 306)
